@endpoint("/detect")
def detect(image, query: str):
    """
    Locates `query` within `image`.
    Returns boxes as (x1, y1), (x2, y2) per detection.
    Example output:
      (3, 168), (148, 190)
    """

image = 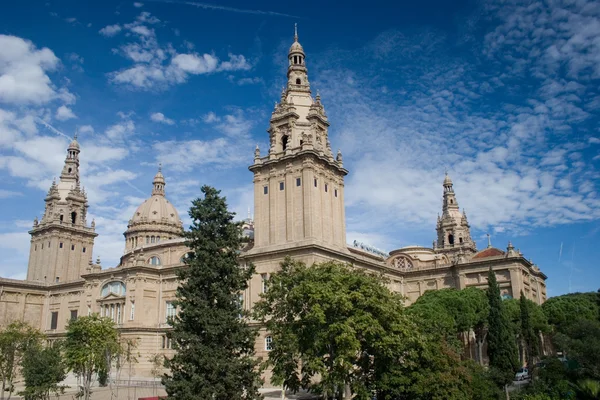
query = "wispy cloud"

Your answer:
(142, 0), (298, 18)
